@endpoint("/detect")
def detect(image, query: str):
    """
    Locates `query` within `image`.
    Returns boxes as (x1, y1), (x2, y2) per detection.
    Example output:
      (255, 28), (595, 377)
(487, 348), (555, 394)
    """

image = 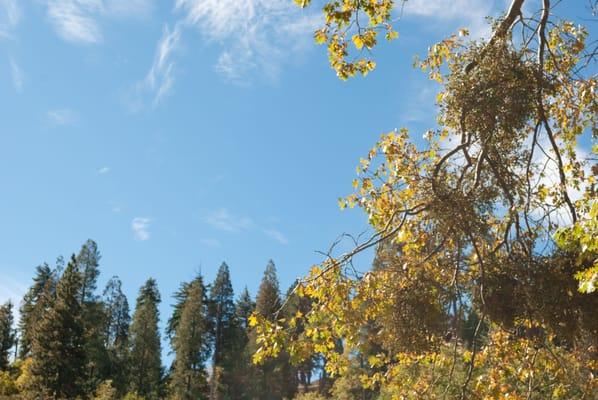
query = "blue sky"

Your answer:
(0, 0), (593, 354)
